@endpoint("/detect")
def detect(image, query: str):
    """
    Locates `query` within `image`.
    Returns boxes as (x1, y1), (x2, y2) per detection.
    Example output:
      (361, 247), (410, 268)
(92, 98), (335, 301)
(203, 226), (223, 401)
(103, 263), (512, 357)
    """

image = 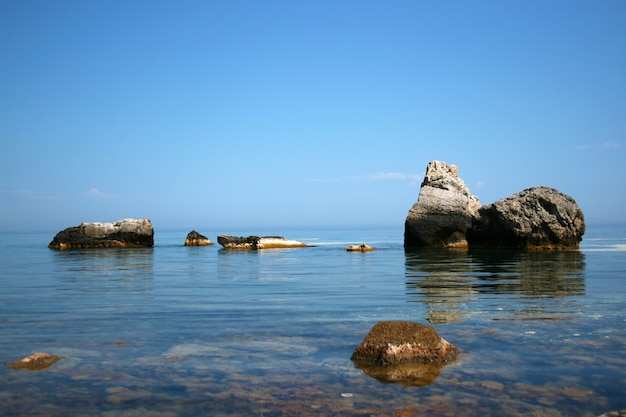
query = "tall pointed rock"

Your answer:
(404, 161), (480, 248)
